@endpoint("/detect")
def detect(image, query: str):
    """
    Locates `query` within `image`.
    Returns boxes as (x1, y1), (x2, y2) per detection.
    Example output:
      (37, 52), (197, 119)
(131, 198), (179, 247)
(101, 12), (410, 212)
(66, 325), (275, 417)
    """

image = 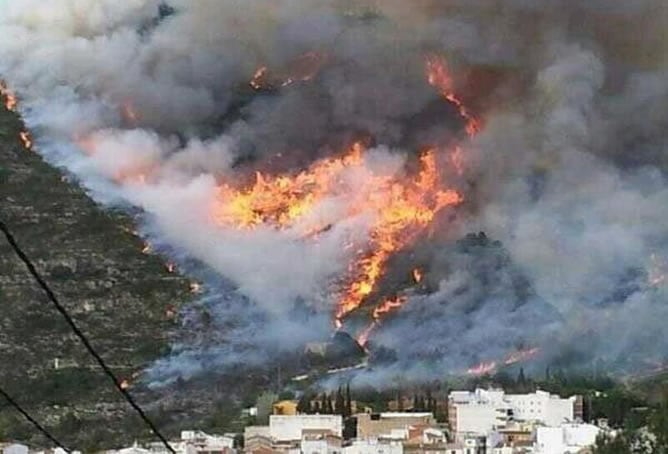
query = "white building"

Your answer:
(448, 389), (577, 435)
(343, 439), (403, 454)
(534, 423), (600, 454)
(506, 390), (576, 427)
(1, 444), (29, 454)
(269, 414), (343, 442)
